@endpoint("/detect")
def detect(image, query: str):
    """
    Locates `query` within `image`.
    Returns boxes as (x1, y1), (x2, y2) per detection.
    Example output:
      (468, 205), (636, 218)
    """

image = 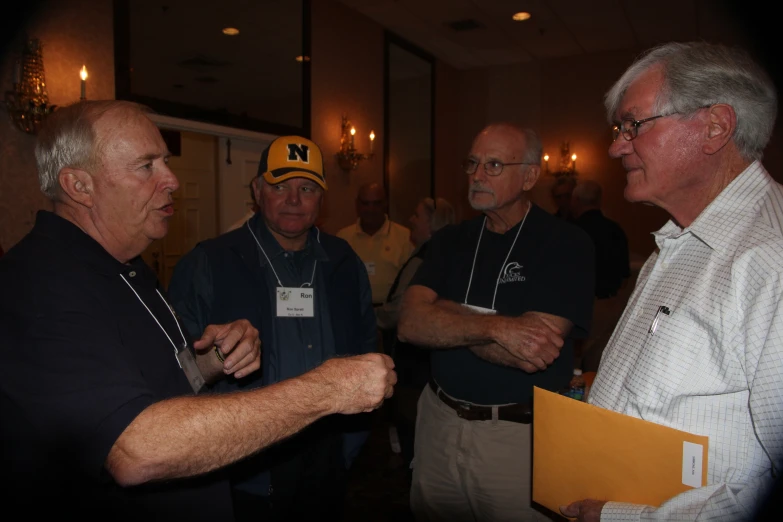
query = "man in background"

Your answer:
(562, 41), (783, 521)
(375, 196), (457, 479)
(550, 174), (577, 222)
(570, 179), (630, 300)
(338, 182), (414, 307)
(168, 136), (379, 522)
(570, 180), (631, 372)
